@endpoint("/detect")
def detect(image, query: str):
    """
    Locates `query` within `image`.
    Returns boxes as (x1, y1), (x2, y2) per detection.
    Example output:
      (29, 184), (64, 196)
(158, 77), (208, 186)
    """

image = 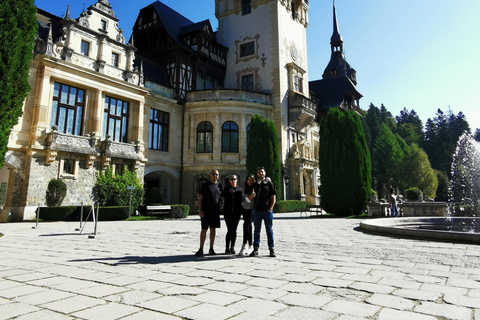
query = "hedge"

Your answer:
(170, 204), (189, 218)
(37, 206), (129, 221)
(273, 200), (308, 213)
